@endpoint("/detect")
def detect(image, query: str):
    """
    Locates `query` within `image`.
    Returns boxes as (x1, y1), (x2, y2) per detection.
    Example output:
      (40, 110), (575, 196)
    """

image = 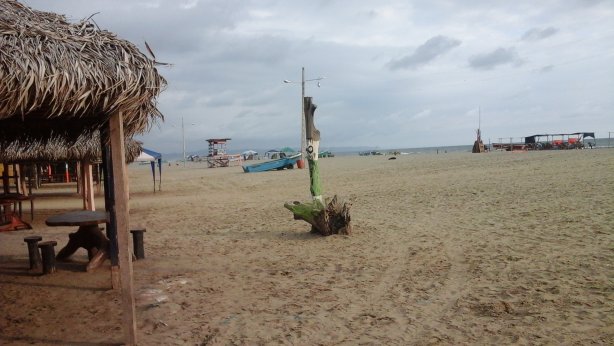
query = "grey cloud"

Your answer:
(205, 35), (290, 65)
(522, 27), (558, 41)
(387, 35), (461, 70)
(20, 0), (612, 152)
(538, 65), (554, 73)
(469, 47), (523, 70)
